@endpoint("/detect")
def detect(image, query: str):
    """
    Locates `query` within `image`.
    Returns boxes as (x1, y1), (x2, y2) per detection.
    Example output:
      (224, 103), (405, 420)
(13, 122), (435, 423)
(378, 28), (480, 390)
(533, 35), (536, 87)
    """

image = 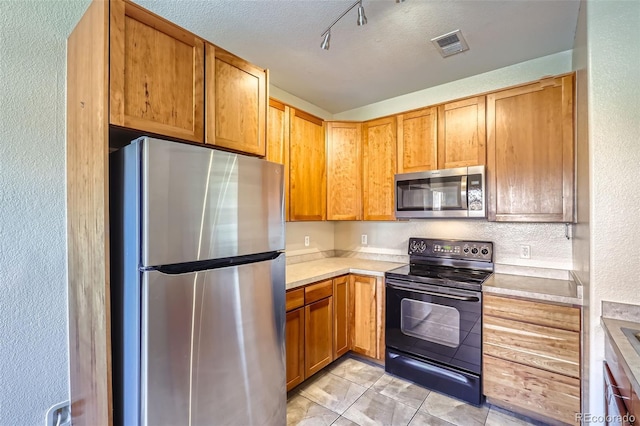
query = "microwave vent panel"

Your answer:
(431, 30), (469, 58)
